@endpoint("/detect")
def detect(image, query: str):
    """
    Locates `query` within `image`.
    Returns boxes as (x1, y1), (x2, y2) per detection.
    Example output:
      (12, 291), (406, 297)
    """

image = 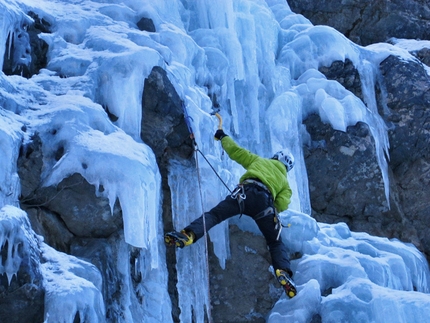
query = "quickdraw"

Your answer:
(275, 211), (283, 240)
(274, 211), (292, 240)
(230, 184), (246, 200)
